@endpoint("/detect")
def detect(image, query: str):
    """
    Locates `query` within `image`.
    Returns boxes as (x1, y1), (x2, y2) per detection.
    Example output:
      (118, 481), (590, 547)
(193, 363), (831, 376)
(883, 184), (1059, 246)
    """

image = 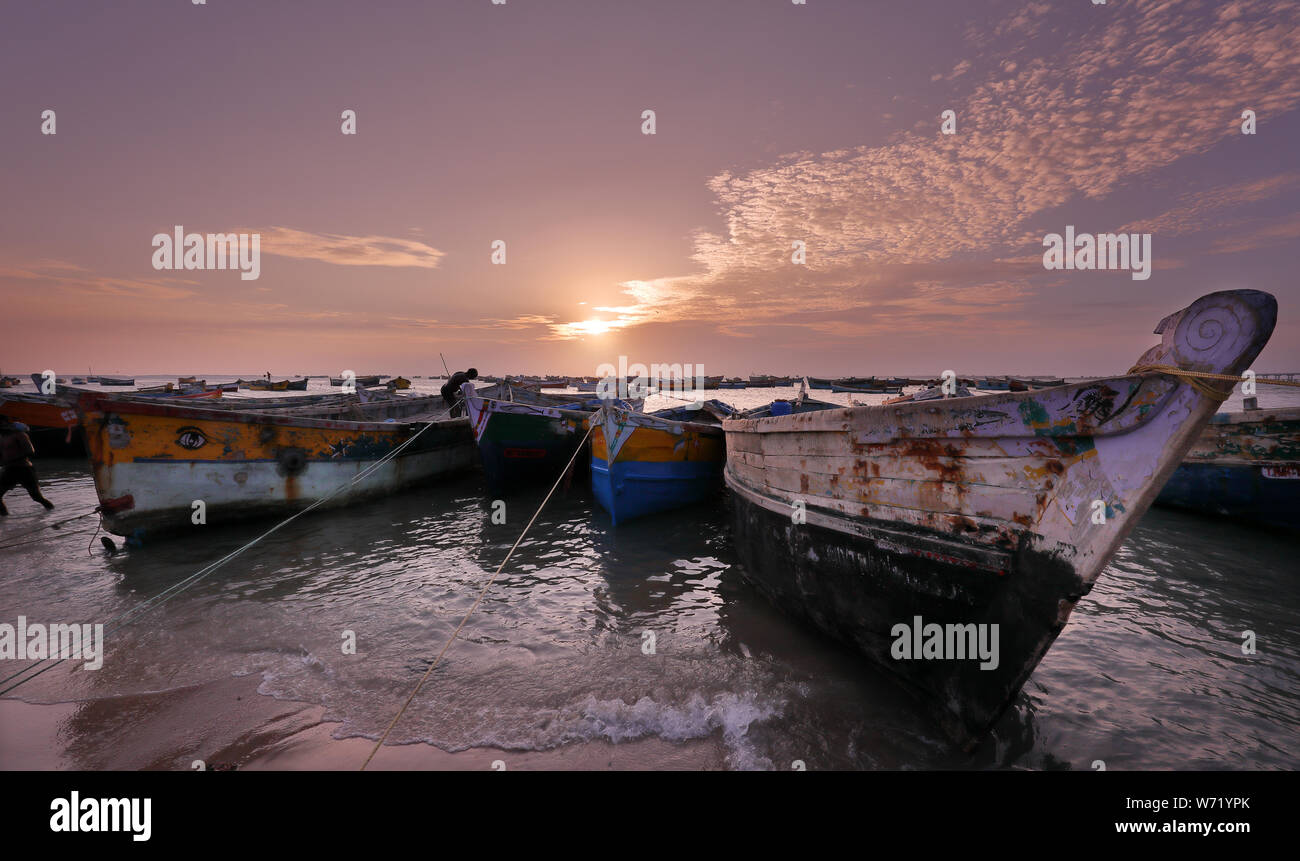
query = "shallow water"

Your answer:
(1, 382), (1298, 770)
